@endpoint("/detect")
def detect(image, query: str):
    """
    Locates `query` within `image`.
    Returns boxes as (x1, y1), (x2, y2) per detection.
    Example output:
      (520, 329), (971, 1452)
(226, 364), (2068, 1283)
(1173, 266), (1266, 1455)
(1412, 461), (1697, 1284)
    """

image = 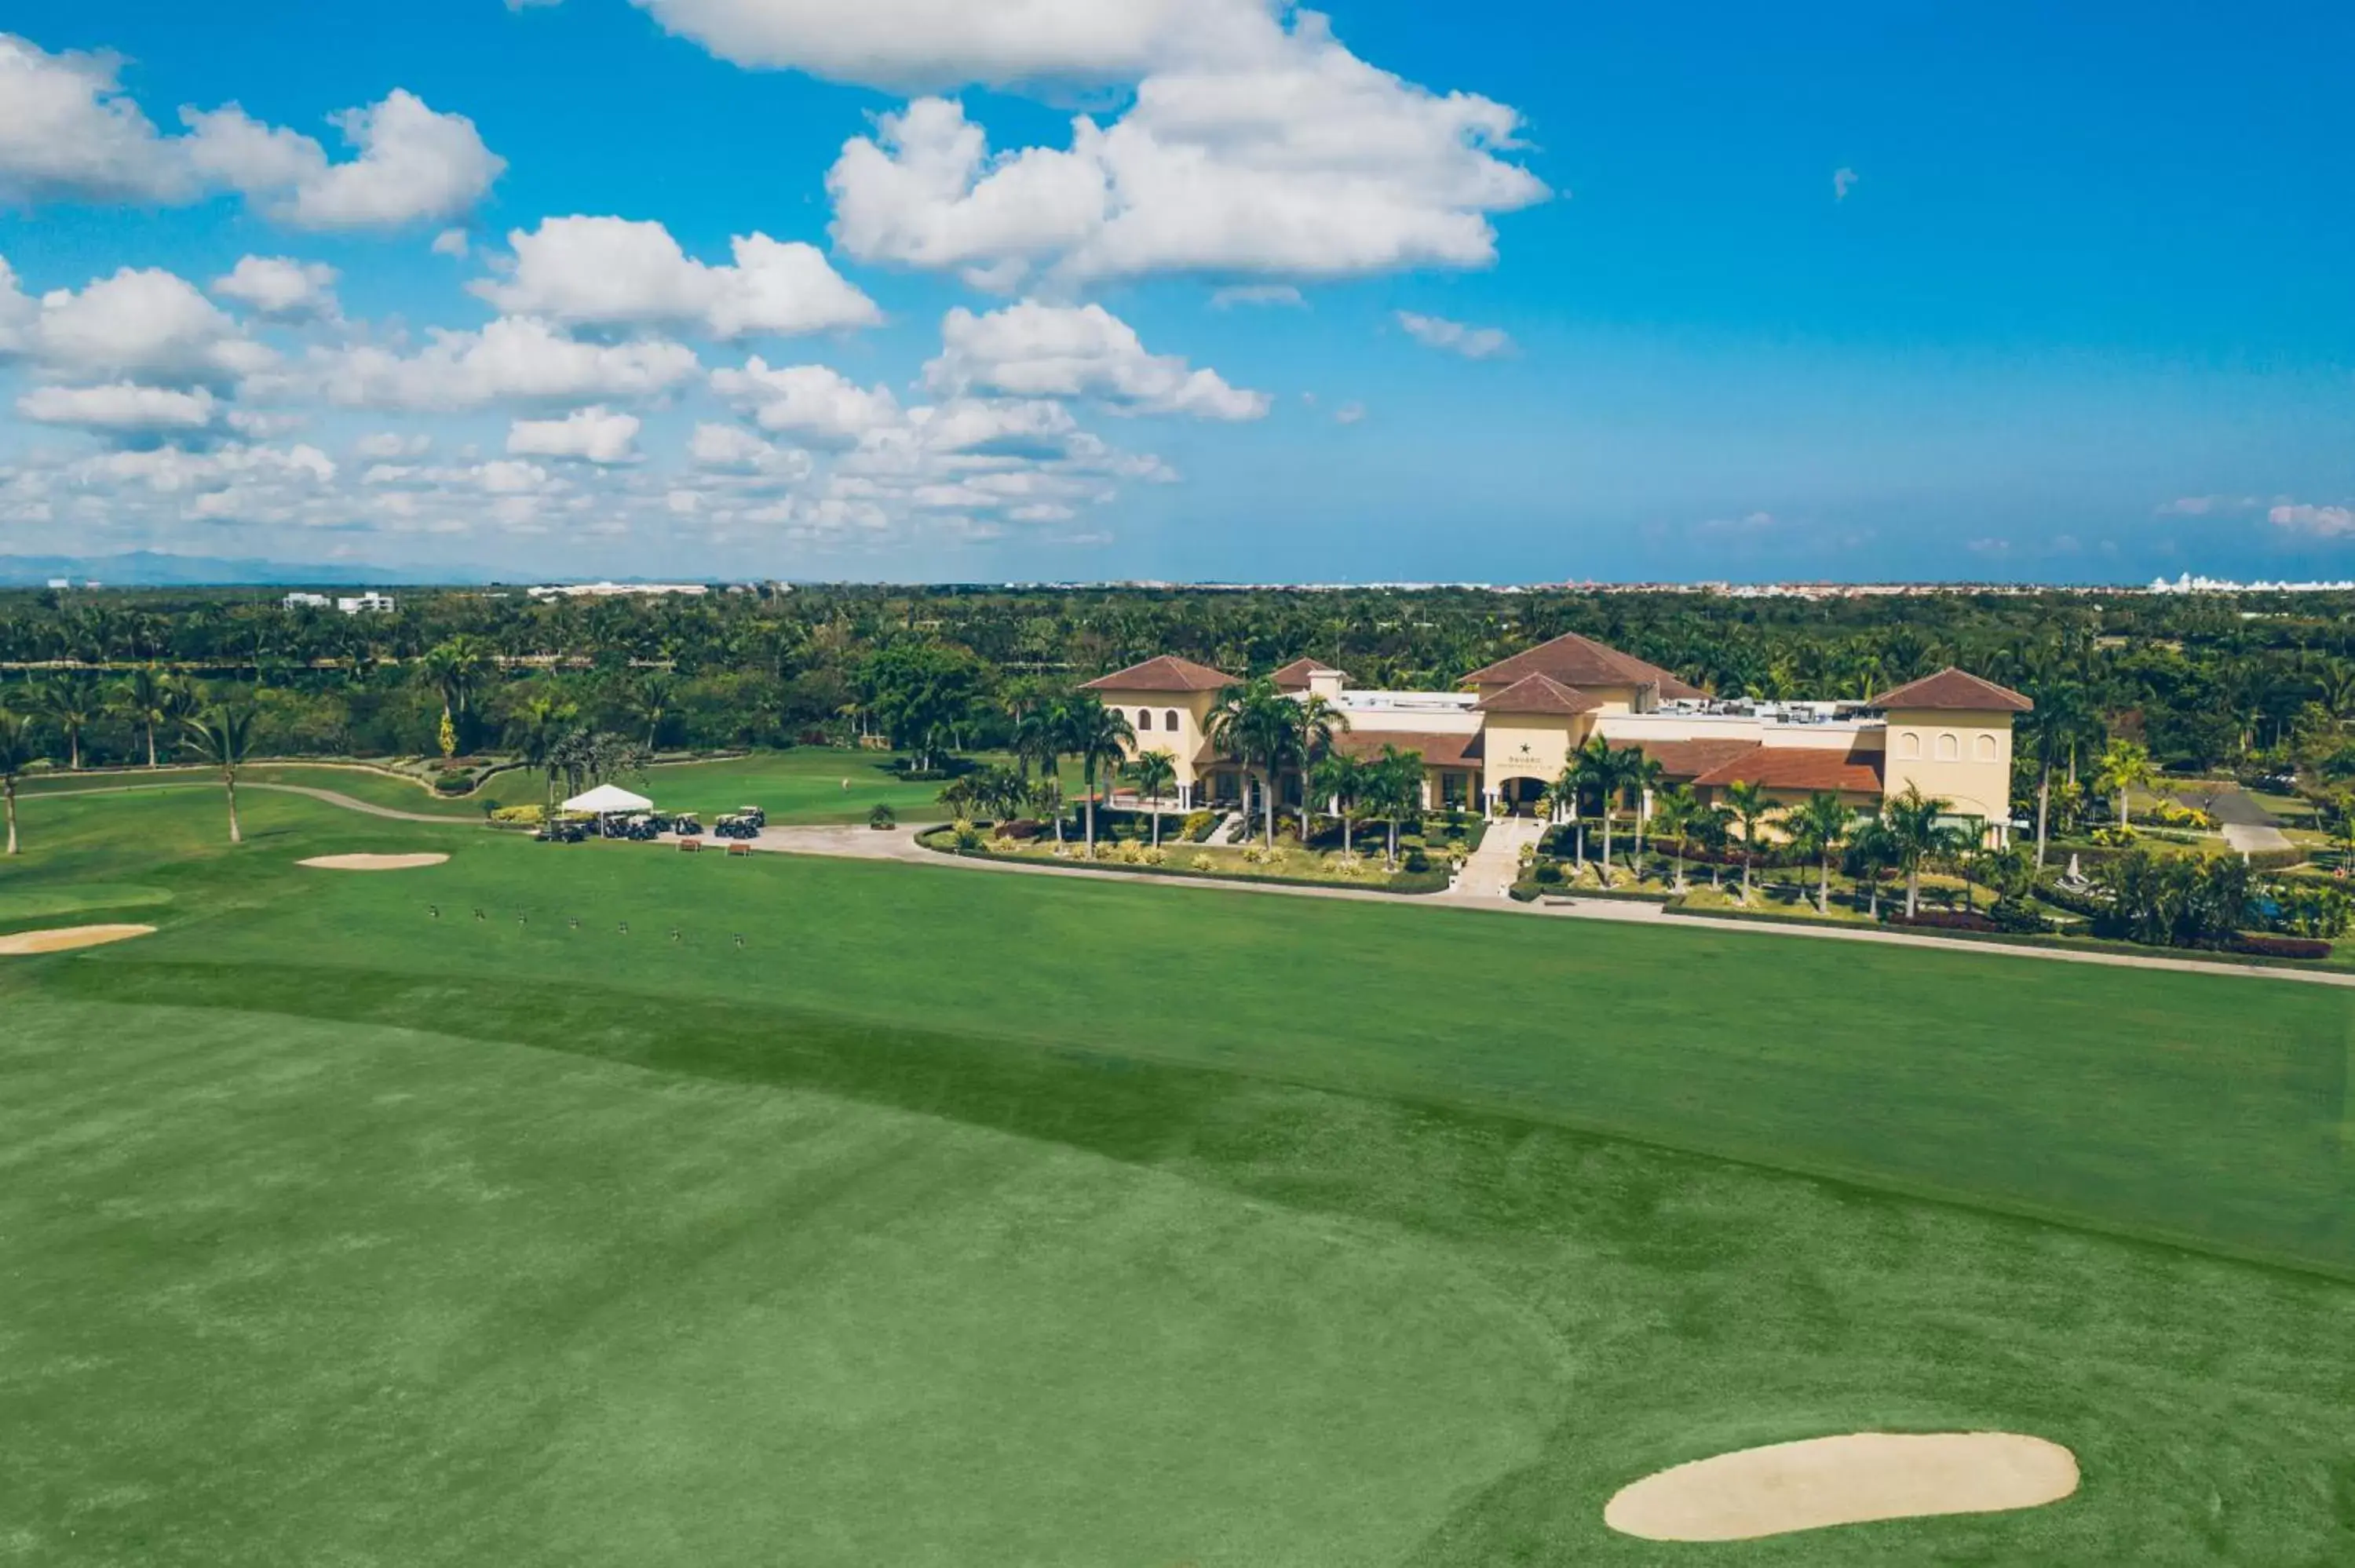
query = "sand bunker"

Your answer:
(1605, 1431), (2078, 1542)
(298, 853), (450, 872)
(0, 924), (157, 956)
